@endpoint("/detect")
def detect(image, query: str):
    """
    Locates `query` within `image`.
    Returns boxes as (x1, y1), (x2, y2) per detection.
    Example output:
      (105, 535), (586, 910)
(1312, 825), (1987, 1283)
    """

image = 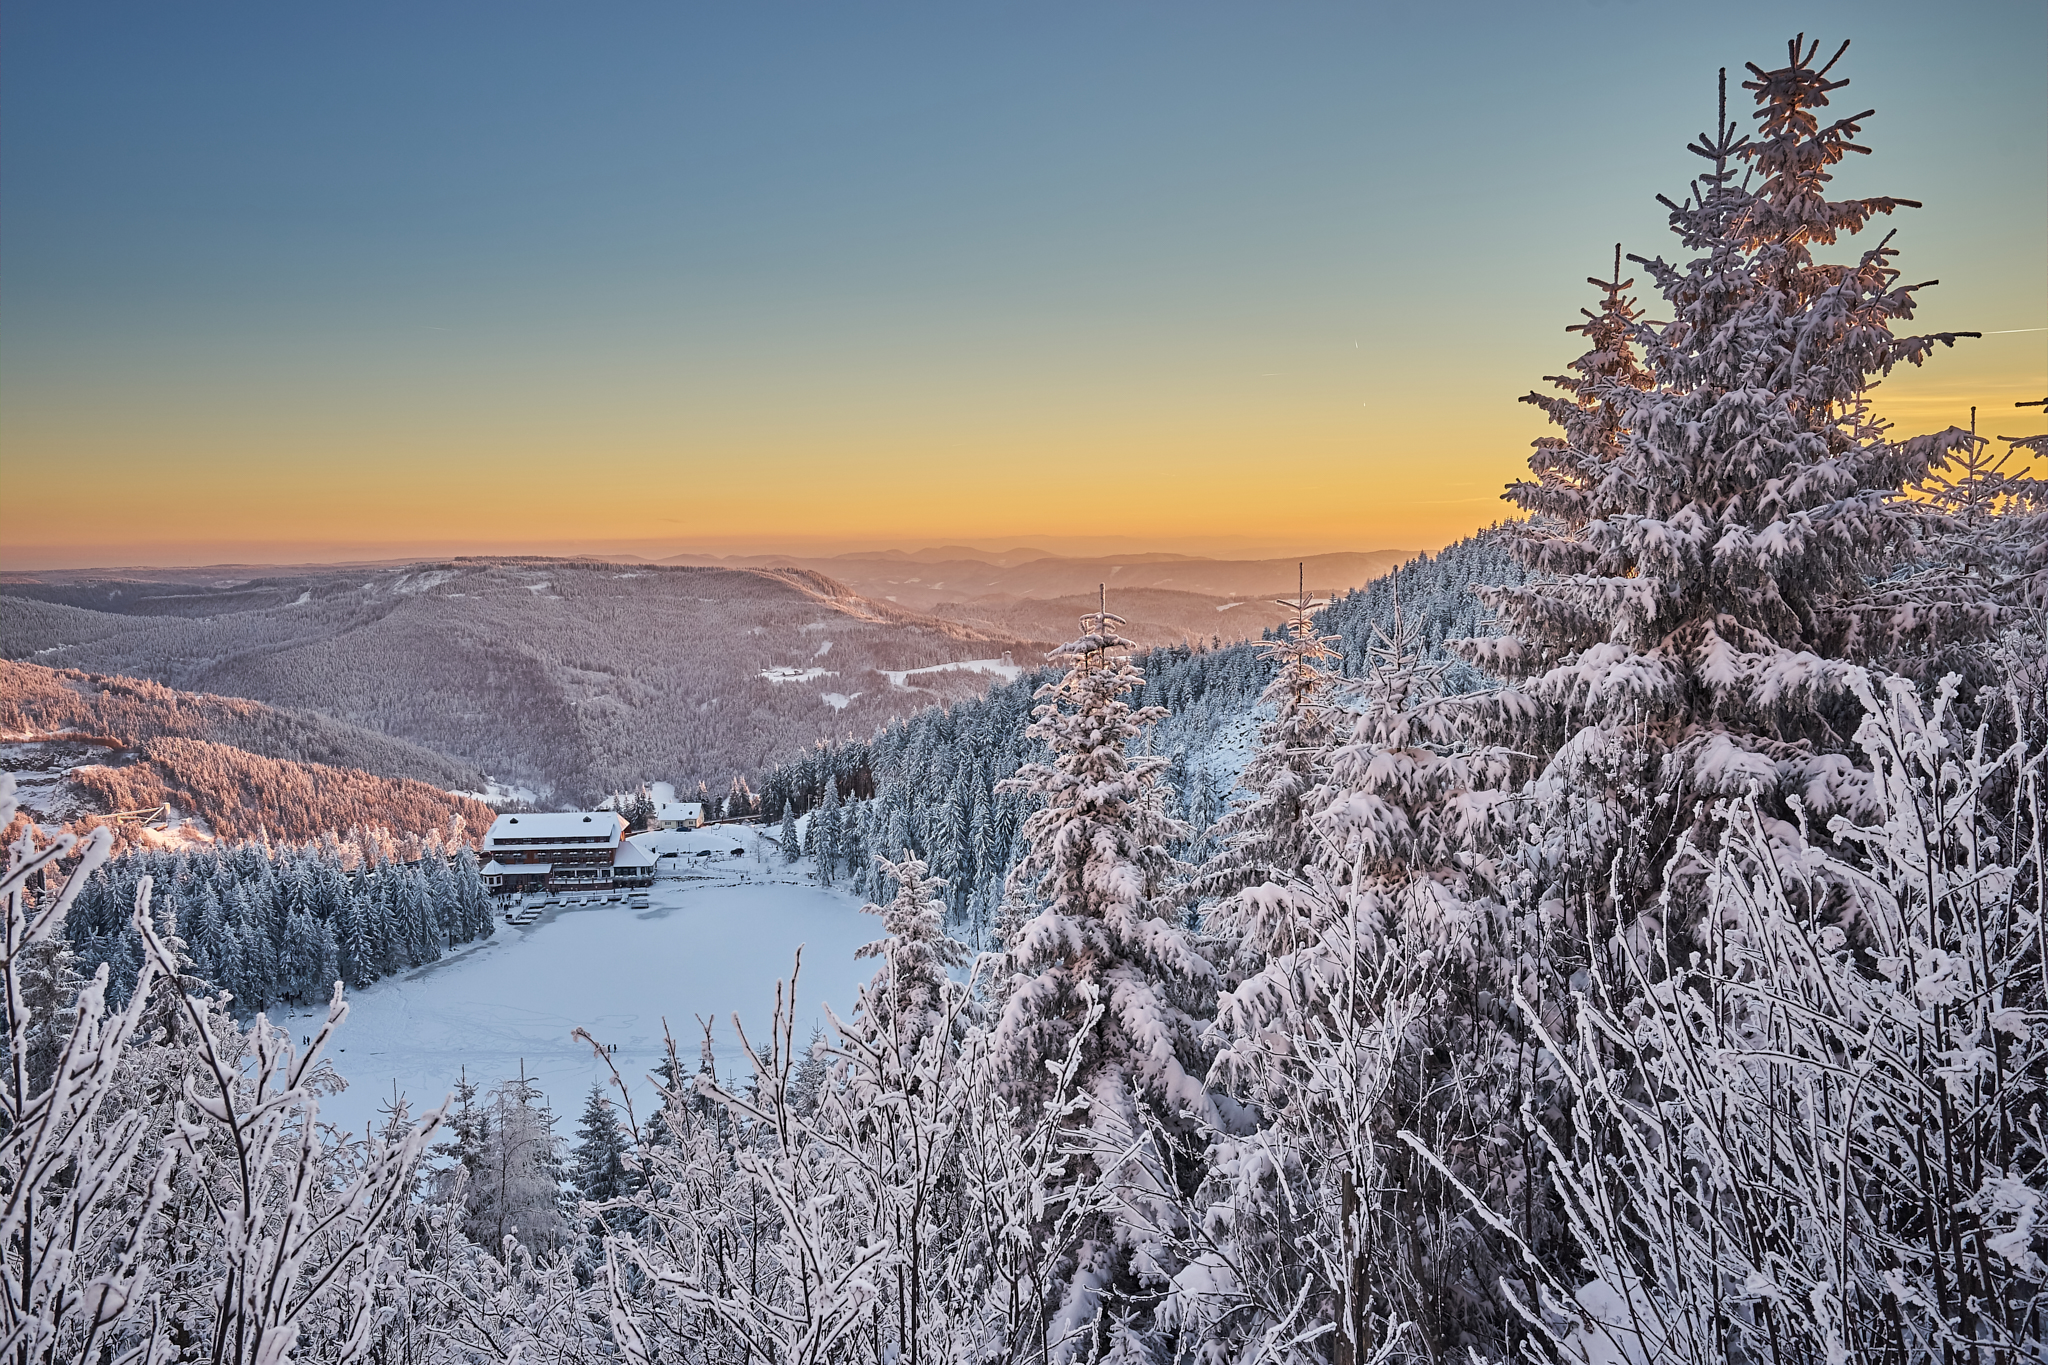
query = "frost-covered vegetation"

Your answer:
(0, 658), (488, 790)
(65, 736), (494, 846)
(748, 530), (1520, 945)
(6, 37), (2044, 1365)
(0, 659), (495, 847)
(61, 828), (497, 1018)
